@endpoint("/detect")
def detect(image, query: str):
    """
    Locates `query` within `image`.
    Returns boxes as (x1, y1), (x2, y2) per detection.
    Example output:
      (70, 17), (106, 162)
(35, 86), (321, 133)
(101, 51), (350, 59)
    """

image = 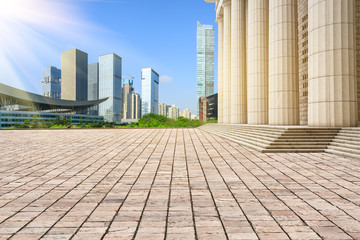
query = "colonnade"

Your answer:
(214, 0), (359, 127)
